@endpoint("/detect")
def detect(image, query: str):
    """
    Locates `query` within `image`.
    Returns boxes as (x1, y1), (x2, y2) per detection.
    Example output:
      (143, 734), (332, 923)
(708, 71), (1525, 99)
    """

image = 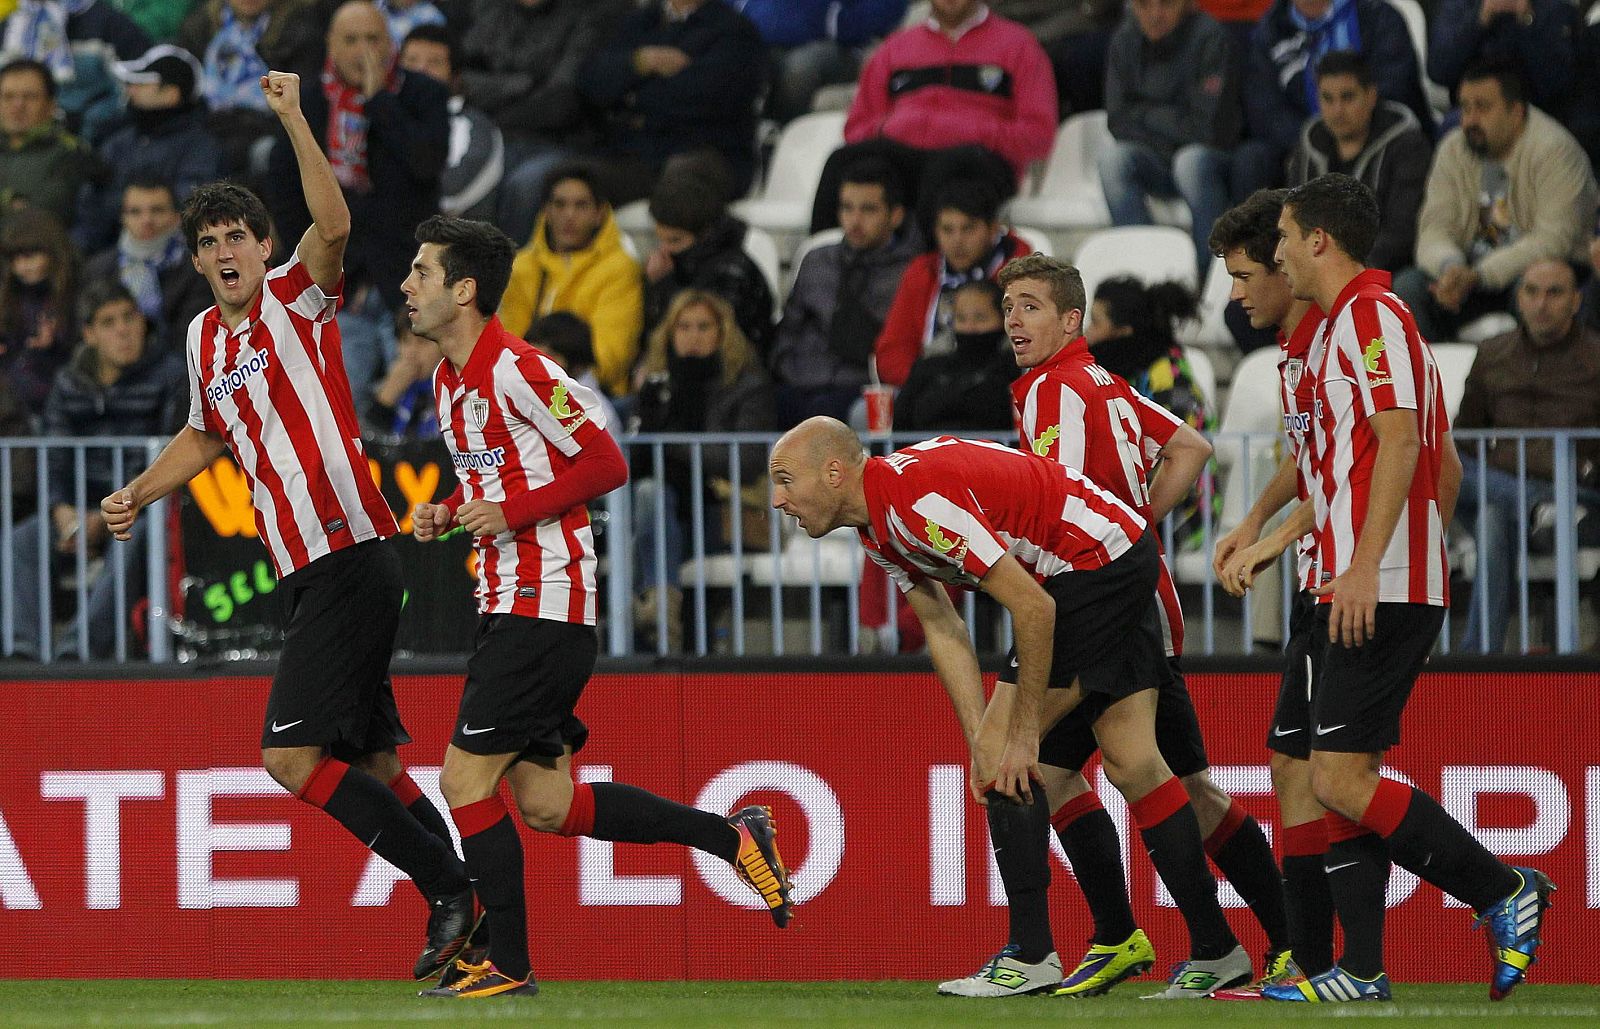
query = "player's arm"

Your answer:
(1212, 454), (1299, 579)
(977, 554), (1053, 804)
(1146, 420), (1211, 523)
(101, 426), (227, 541)
(457, 427), (628, 536)
(1314, 407), (1419, 646)
(904, 578), (986, 745)
(1221, 497), (1316, 597)
(1437, 429), (1462, 532)
(262, 71), (351, 294)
